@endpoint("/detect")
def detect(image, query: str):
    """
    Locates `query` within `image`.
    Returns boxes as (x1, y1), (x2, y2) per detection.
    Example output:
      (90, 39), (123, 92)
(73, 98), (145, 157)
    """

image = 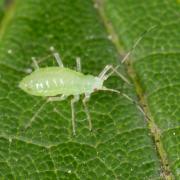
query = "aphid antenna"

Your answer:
(121, 25), (157, 63)
(99, 64), (130, 85)
(101, 87), (151, 121)
(99, 25), (157, 84)
(101, 87), (134, 103)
